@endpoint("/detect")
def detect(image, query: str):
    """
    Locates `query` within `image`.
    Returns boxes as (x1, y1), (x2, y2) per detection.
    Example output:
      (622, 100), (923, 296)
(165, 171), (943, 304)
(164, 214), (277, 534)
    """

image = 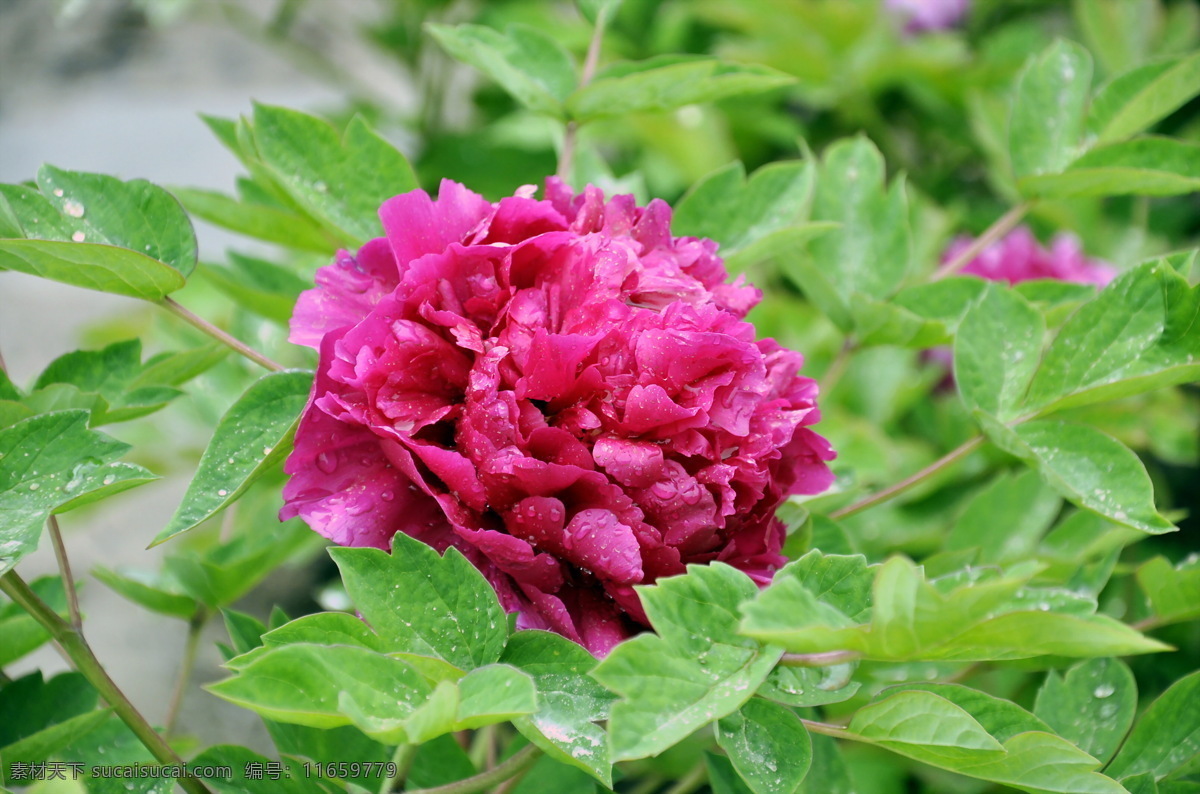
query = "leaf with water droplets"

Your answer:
(330, 532), (509, 671)
(0, 410), (156, 575)
(502, 630), (615, 786)
(716, 697), (812, 794)
(1034, 658), (1137, 764)
(591, 563), (783, 762)
(152, 370), (312, 547)
(1136, 556), (1200, 627)
(0, 165), (196, 298)
(1106, 670), (1200, 781)
(955, 283), (1045, 422)
(0, 671), (111, 784)
(1009, 39), (1093, 181)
